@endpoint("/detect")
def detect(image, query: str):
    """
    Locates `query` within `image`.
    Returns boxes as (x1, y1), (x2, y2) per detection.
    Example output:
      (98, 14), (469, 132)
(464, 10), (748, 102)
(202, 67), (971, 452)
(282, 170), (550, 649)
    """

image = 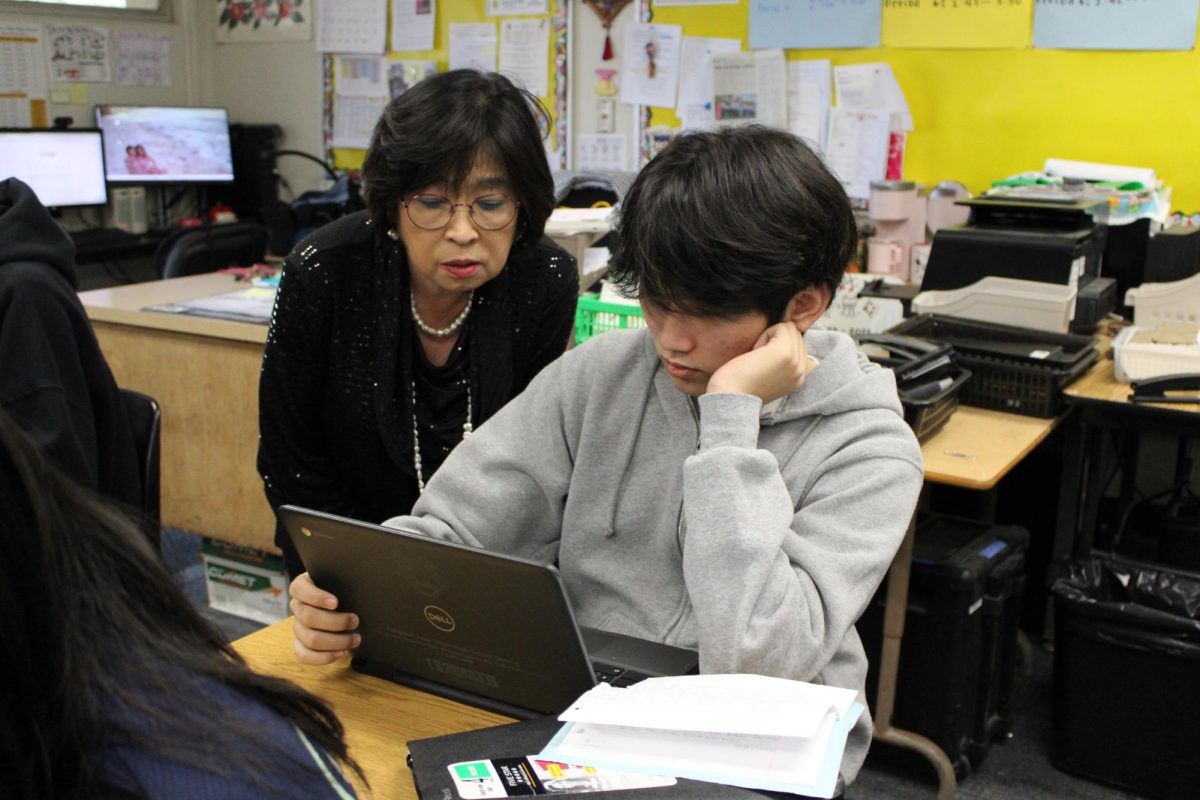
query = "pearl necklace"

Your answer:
(411, 290), (474, 338)
(410, 375), (472, 495)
